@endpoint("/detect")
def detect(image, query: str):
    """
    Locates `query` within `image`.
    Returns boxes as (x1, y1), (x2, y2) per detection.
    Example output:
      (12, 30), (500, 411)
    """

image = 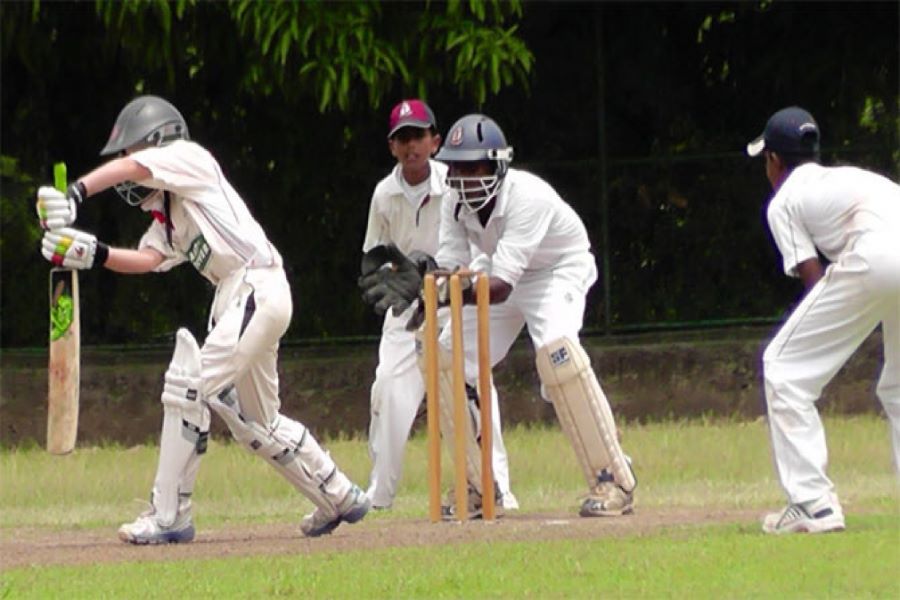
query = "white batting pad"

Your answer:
(435, 344), (486, 495)
(208, 387), (351, 517)
(535, 337), (636, 492)
(154, 328), (211, 526)
(416, 340), (485, 495)
(437, 344), (490, 494)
